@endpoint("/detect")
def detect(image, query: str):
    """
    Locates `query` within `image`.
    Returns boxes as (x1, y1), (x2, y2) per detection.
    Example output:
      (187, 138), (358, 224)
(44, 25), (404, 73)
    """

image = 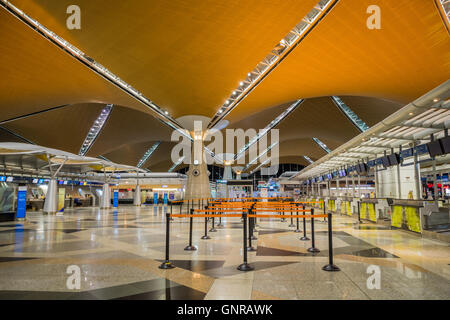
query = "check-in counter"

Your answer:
(360, 198), (378, 222)
(390, 199), (438, 234)
(28, 199), (44, 211)
(325, 197), (337, 213)
(339, 197), (354, 217)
